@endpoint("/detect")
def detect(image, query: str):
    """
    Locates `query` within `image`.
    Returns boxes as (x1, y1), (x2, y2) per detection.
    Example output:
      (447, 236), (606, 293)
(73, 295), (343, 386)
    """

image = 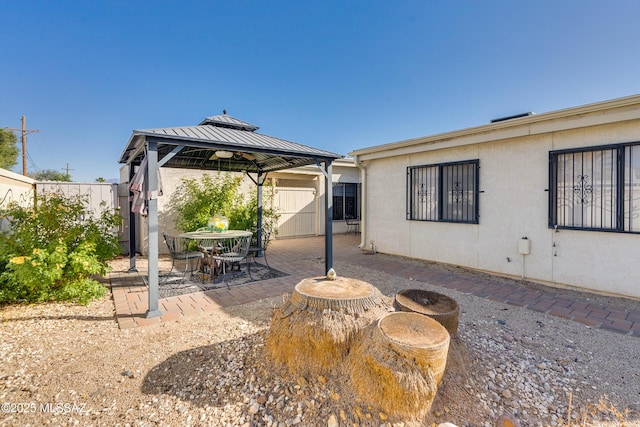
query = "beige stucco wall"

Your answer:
(357, 111), (640, 299)
(0, 168), (35, 208)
